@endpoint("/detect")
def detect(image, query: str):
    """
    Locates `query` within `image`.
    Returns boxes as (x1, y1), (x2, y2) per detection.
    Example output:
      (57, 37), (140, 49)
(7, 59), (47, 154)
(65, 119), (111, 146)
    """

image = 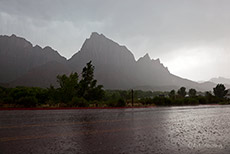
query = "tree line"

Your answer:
(0, 61), (104, 107)
(0, 62), (229, 108)
(140, 85), (229, 106)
